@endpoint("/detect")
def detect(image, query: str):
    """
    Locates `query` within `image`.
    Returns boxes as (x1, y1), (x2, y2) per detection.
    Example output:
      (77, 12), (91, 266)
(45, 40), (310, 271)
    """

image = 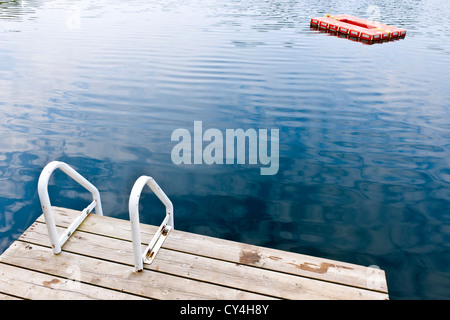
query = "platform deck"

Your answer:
(0, 207), (388, 300)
